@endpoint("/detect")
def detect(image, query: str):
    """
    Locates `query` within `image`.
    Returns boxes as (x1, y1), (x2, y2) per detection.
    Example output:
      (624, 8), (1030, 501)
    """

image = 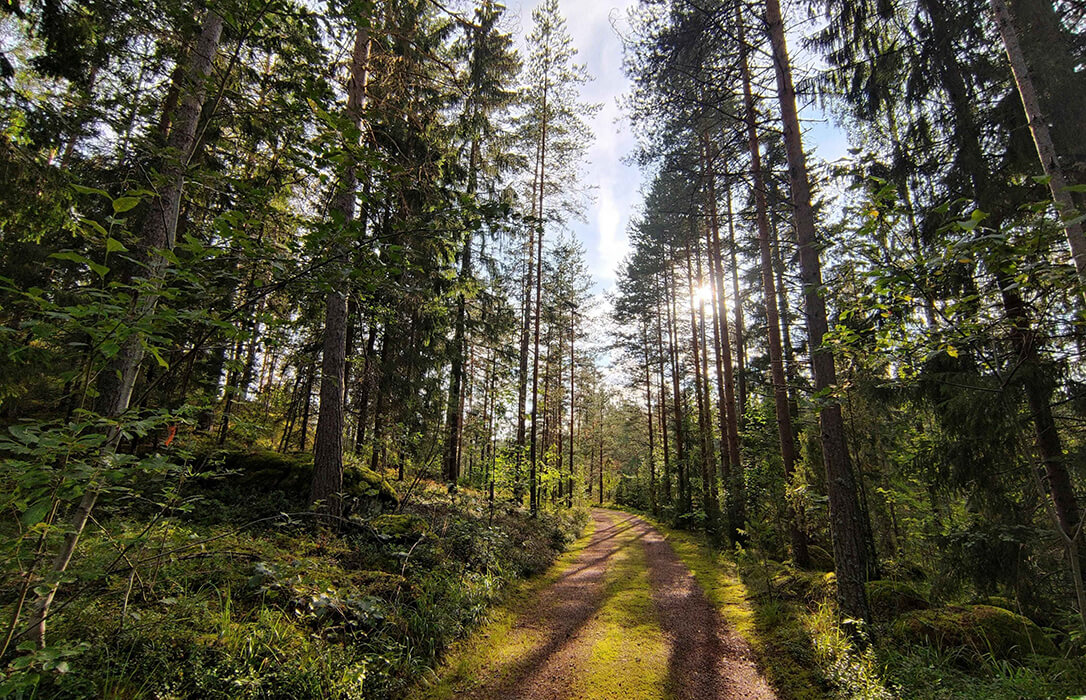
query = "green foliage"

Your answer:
(2, 481), (583, 698)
